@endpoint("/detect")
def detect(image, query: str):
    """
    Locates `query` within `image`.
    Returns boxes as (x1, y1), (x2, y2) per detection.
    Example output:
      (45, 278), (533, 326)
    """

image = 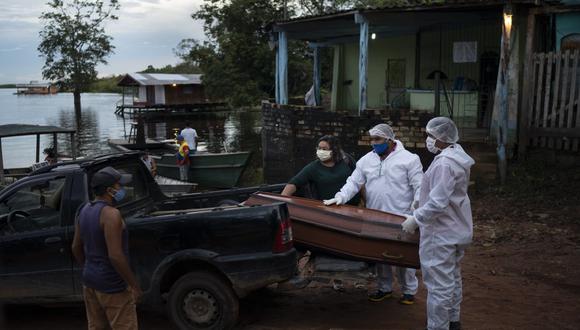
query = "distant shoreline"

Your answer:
(0, 84), (16, 88)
